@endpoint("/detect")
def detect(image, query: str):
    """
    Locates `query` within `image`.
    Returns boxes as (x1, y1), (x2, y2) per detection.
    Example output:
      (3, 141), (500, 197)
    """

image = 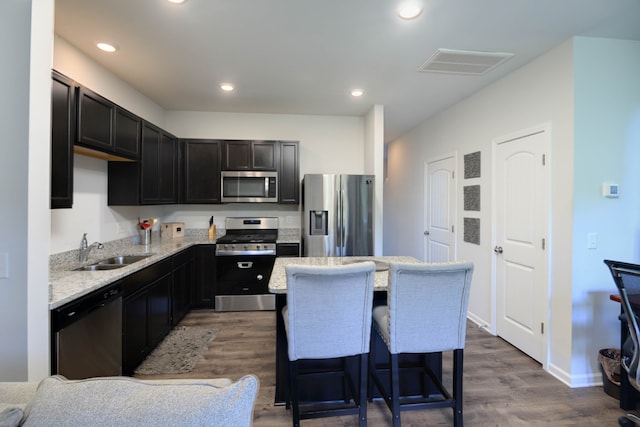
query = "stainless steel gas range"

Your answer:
(214, 217), (278, 311)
